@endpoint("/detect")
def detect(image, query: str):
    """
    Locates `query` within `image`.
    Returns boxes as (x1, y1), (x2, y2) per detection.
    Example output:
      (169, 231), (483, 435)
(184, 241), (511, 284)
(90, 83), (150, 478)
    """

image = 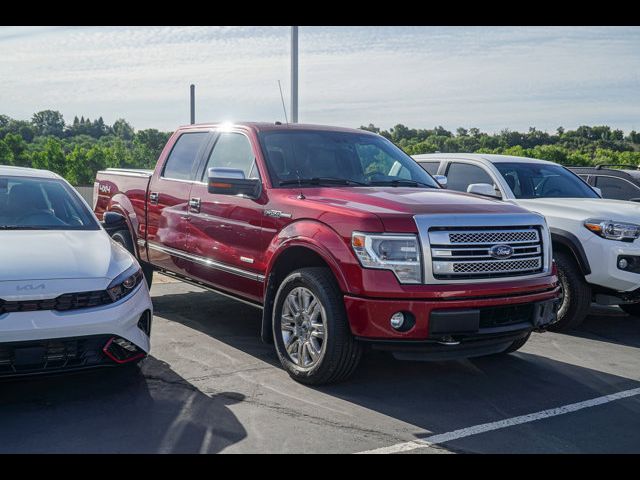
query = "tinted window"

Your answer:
(494, 162), (599, 199)
(595, 175), (640, 200)
(0, 176), (99, 230)
(202, 132), (258, 180)
(446, 162), (494, 193)
(419, 161), (440, 175)
(162, 132), (208, 181)
(259, 130), (438, 188)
